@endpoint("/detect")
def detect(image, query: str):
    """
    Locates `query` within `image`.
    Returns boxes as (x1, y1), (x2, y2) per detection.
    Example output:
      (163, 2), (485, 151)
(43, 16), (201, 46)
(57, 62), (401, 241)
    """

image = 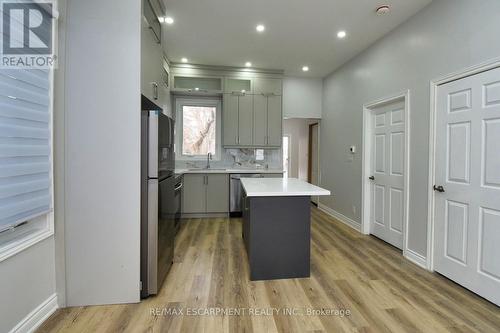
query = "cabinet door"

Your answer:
(182, 174), (206, 213)
(141, 22), (158, 102)
(206, 174), (229, 213)
(254, 78), (282, 95)
(238, 94), (253, 145)
(253, 94), (267, 146)
(223, 94), (239, 146)
(267, 95), (282, 147)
